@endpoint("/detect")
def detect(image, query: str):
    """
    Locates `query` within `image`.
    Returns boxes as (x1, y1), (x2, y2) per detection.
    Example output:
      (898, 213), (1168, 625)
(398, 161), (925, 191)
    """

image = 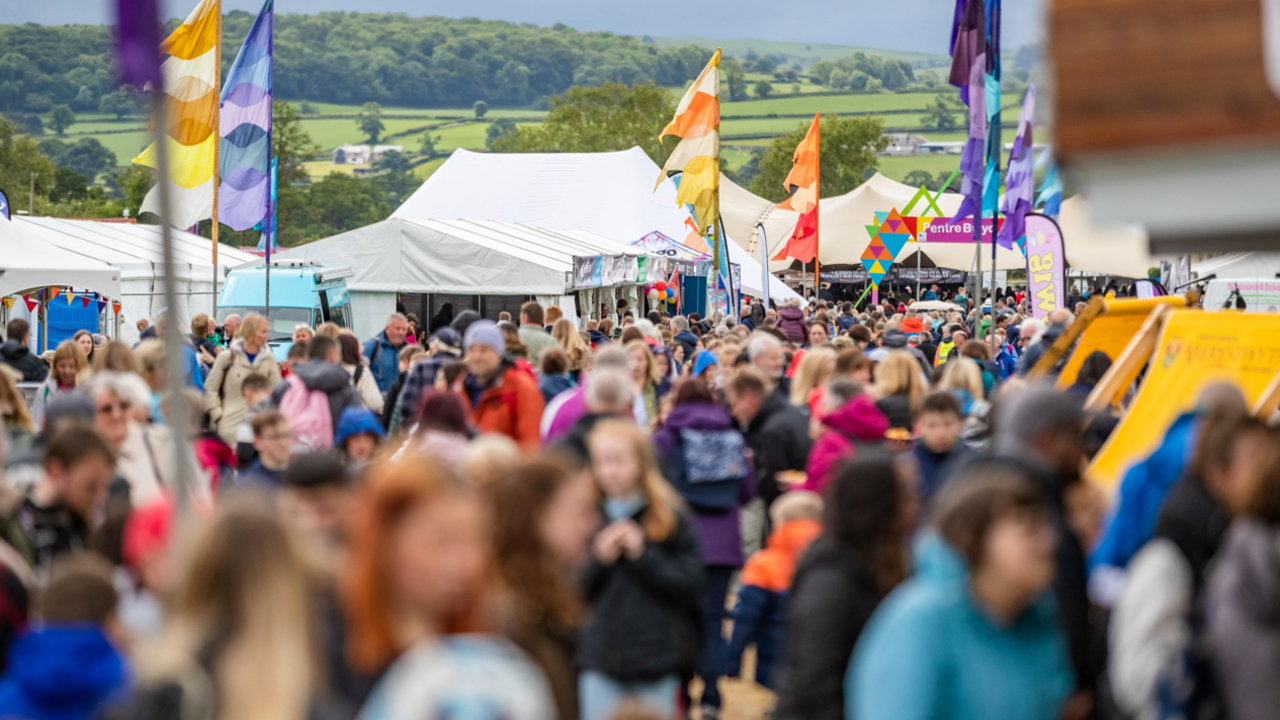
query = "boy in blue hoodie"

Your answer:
(0, 552), (130, 720)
